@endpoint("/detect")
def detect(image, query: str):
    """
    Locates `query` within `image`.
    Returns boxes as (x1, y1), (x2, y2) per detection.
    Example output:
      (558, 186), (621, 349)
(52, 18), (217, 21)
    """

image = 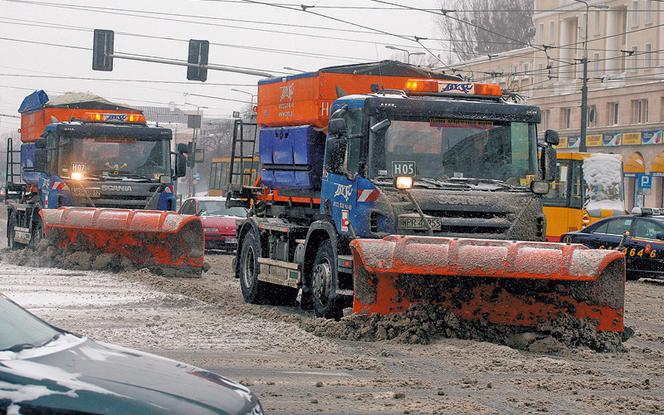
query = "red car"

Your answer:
(179, 197), (247, 251)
